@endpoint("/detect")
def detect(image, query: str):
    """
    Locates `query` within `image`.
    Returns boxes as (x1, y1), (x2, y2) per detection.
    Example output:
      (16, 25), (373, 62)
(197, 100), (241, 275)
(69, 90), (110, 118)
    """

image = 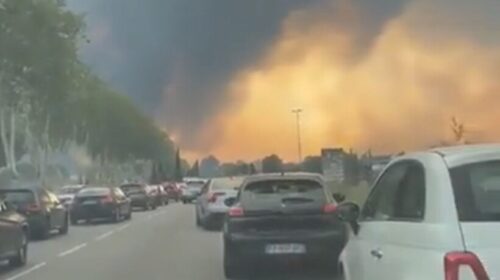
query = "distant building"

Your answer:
(321, 148), (360, 185)
(321, 148), (346, 183)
